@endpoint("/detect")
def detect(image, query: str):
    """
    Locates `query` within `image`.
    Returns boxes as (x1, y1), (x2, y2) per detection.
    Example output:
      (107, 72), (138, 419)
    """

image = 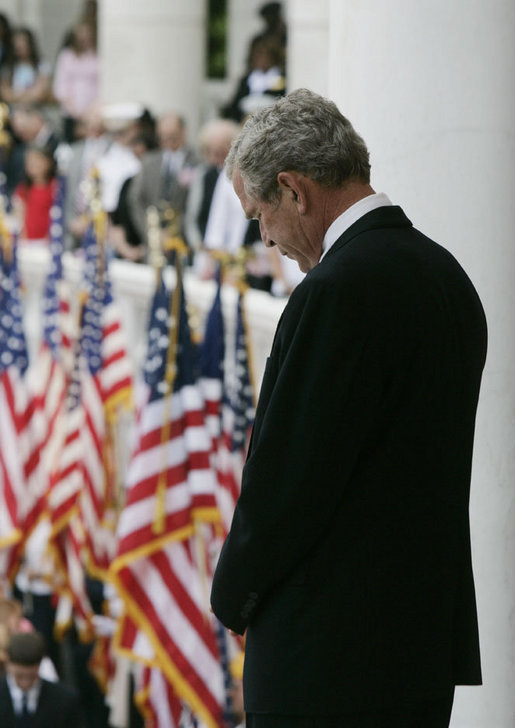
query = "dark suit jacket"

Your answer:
(211, 206), (487, 716)
(0, 676), (84, 728)
(128, 147), (198, 238)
